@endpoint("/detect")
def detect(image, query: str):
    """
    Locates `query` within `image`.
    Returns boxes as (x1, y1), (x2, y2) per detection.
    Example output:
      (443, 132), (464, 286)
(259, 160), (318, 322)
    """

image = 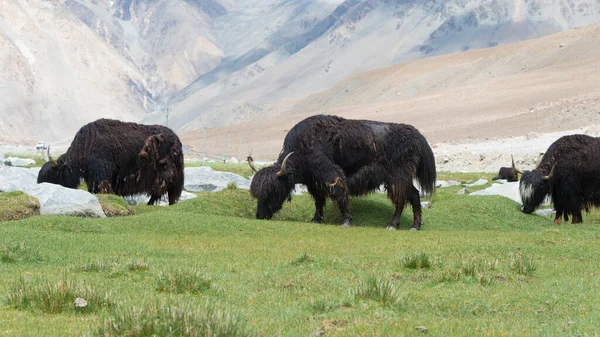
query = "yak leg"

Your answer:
(87, 157), (113, 194)
(307, 185), (326, 223)
(571, 210), (583, 224)
(325, 172), (351, 227)
(408, 186), (424, 230)
(387, 178), (410, 230)
(148, 195), (162, 206)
